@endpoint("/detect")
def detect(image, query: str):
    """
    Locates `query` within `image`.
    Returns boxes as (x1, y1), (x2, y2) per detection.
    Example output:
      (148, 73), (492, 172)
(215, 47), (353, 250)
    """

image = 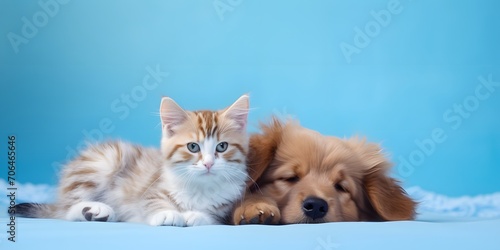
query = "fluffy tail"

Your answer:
(10, 203), (56, 218)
